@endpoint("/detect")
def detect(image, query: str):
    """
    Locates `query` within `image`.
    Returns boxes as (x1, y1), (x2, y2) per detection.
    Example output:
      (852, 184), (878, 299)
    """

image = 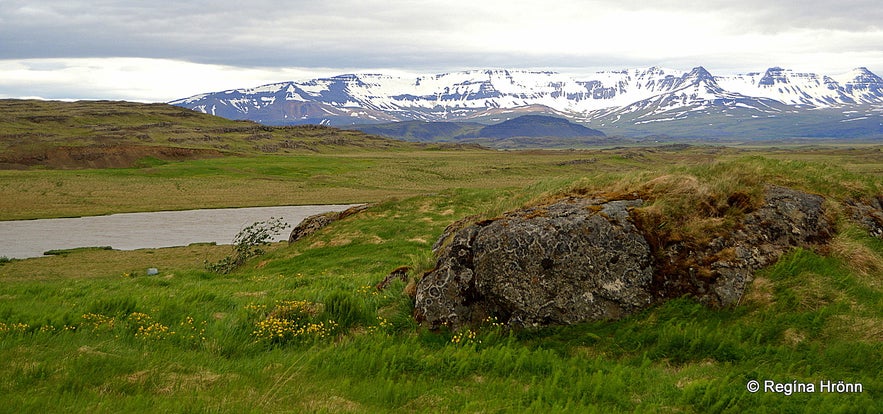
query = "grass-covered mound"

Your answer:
(1, 151), (881, 412)
(0, 99), (415, 169)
